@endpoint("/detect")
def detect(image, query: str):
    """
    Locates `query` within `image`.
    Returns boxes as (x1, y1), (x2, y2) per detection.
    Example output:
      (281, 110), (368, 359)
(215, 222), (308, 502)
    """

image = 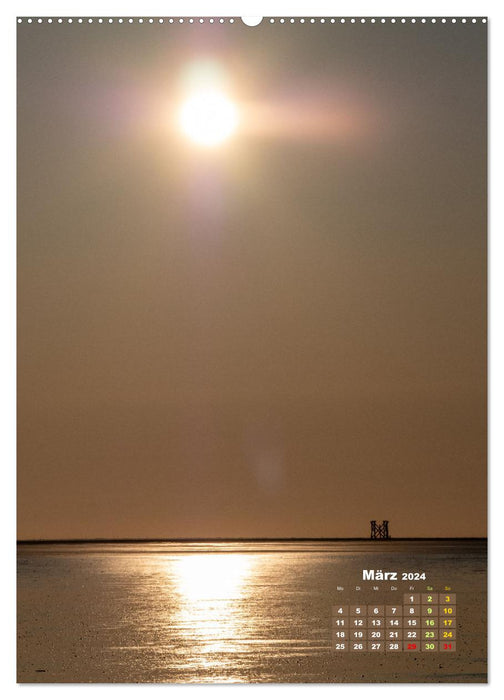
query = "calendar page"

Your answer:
(17, 10), (487, 684)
